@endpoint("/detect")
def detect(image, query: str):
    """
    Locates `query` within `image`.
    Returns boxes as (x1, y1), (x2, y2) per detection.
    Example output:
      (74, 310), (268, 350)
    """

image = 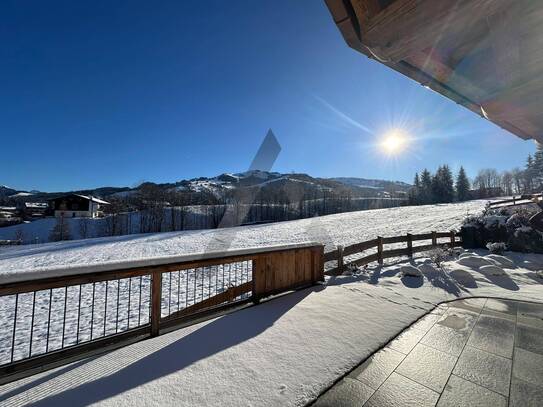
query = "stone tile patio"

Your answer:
(312, 298), (543, 407)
